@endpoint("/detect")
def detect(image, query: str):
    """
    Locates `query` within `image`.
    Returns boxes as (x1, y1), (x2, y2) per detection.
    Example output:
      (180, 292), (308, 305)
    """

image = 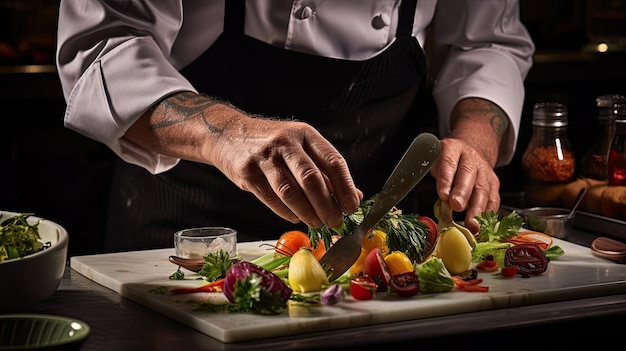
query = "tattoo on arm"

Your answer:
(487, 102), (508, 138)
(148, 92), (224, 133)
(455, 98), (509, 138)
